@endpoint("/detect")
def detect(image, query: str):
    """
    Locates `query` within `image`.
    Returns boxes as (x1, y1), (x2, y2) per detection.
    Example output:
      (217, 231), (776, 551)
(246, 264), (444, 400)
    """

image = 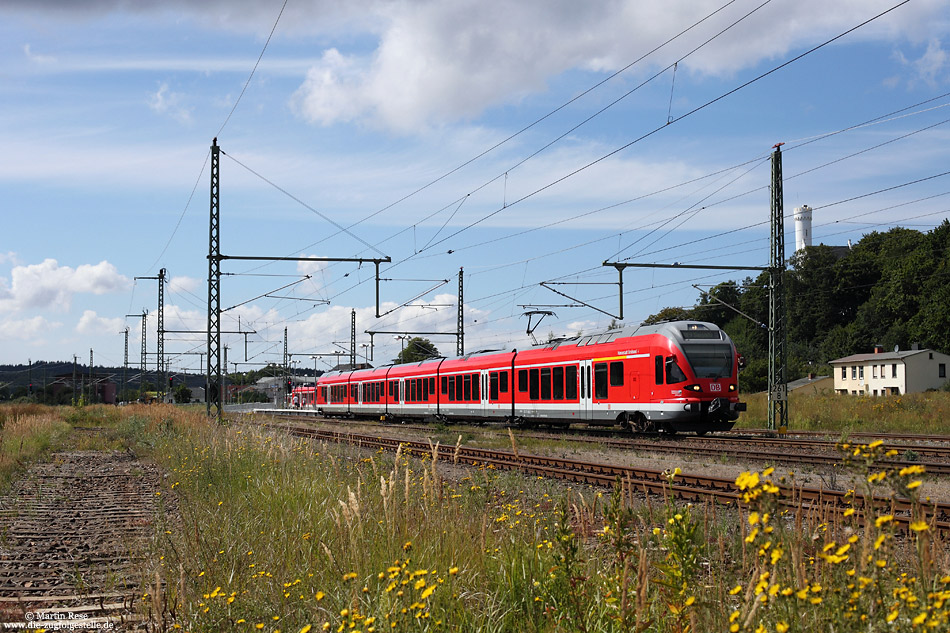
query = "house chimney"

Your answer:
(808, 373), (815, 380)
(873, 345), (883, 354)
(912, 342), (920, 351)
